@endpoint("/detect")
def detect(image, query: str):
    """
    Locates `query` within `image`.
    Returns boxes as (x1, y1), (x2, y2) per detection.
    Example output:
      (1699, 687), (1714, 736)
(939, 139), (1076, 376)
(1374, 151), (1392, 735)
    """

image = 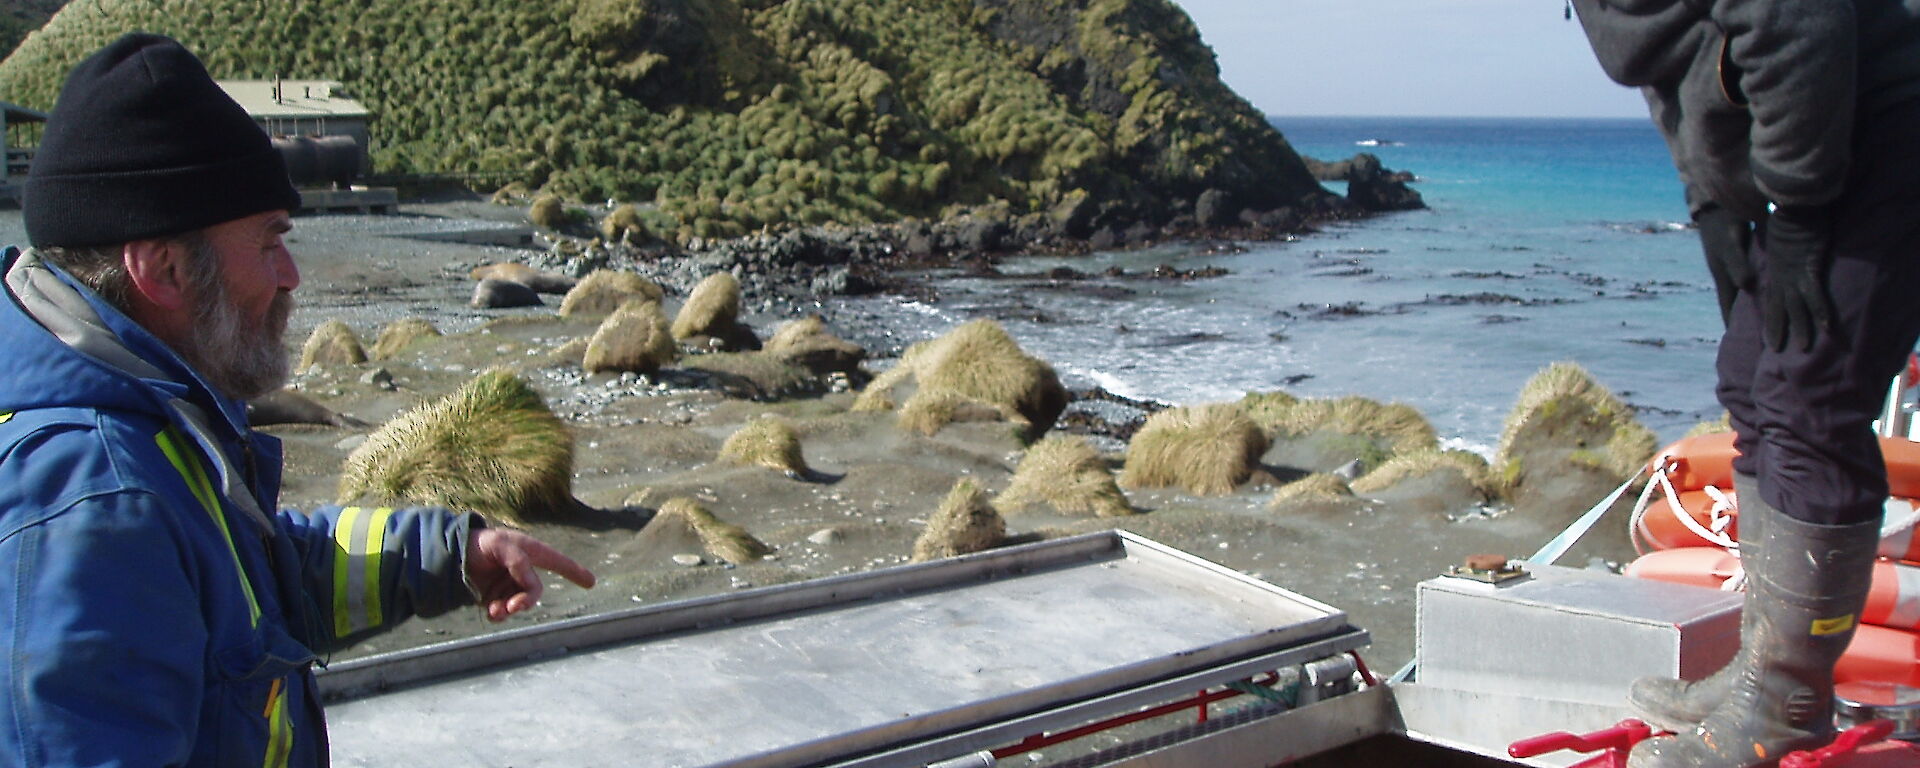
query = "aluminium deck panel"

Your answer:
(320, 531), (1355, 768)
